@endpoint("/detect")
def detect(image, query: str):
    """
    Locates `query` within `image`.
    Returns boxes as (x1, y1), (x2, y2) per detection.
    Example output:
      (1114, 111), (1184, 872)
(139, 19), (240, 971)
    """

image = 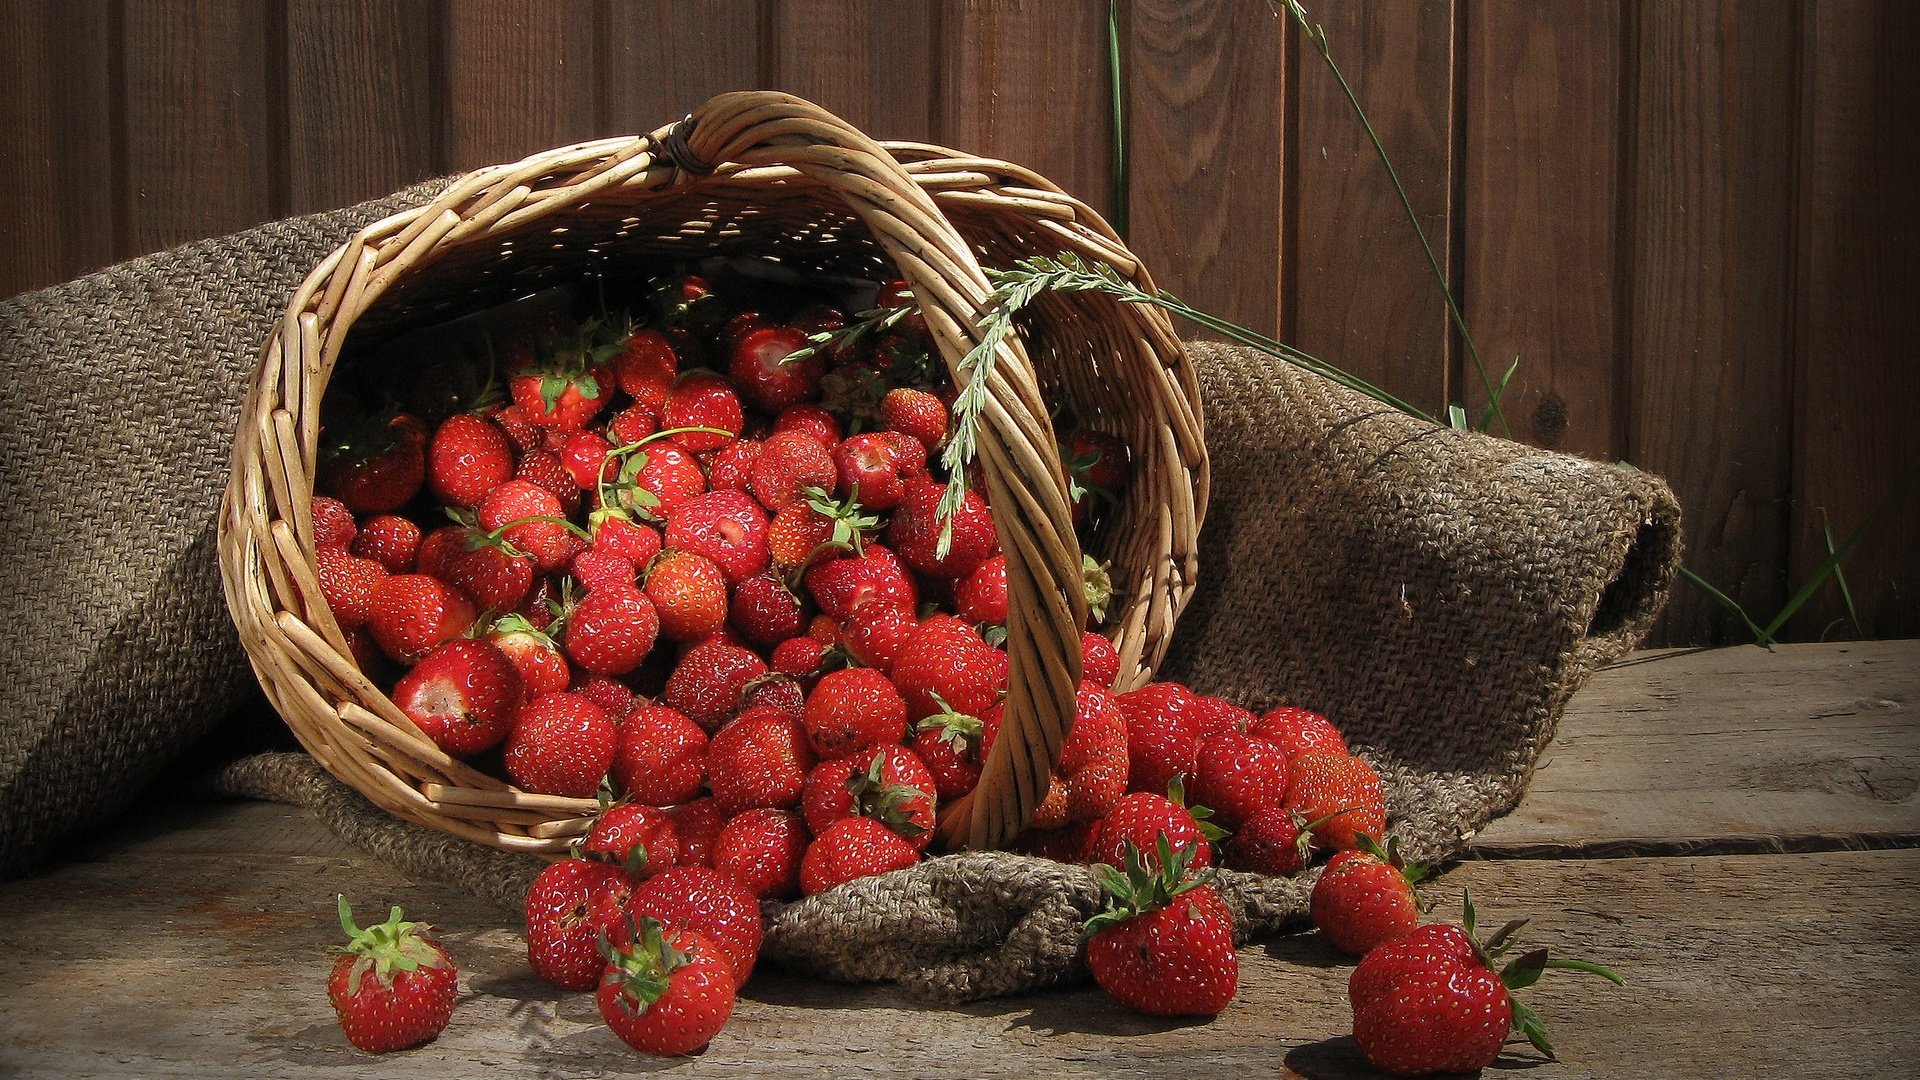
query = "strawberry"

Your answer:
(830, 431), (927, 510)
(705, 437), (761, 493)
(426, 412), (515, 508)
(624, 864), (765, 986)
(664, 490), (770, 583)
(741, 672), (806, 722)
(1222, 806), (1319, 877)
(1187, 695), (1256, 739)
(711, 808), (809, 900)
(723, 310), (768, 352)
(1349, 898), (1623, 1076)
(1031, 682), (1130, 829)
(663, 643), (768, 732)
(729, 574), (805, 646)
(1115, 682), (1201, 797)
(748, 431), (837, 513)
(889, 616), (1006, 722)
(880, 387), (947, 452)
(589, 513), (665, 566)
(508, 320), (619, 432)
(770, 636), (828, 680)
(661, 372), (743, 453)
(327, 896), (458, 1053)
(490, 403), (544, 454)
(513, 448), (584, 516)
(730, 324), (825, 413)
(1083, 838), (1238, 1017)
(1188, 731), (1289, 829)
(1285, 751), (1388, 852)
(668, 798), (726, 868)
(315, 547), (388, 630)
(613, 704), (709, 807)
(614, 328), (680, 413)
(884, 479), (996, 580)
(525, 857), (634, 990)
(504, 692), (617, 797)
(1312, 834), (1428, 957)
(319, 410), (429, 514)
(910, 700), (994, 800)
(608, 401), (660, 446)
(1081, 631), (1121, 689)
(799, 744), (937, 847)
(477, 478), (576, 572)
(1251, 705), (1350, 760)
(350, 515), (422, 573)
(596, 918), (737, 1056)
(311, 495), (357, 550)
(799, 815), (921, 896)
(601, 442), (706, 523)
(487, 613), (571, 697)
(440, 530), (534, 612)
(801, 667), (908, 760)
(1086, 783), (1224, 872)
(839, 601), (917, 674)
(706, 705), (815, 815)
(563, 583), (660, 677)
(557, 429), (615, 490)
(643, 549), (729, 642)
(802, 542), (917, 619)
(367, 574), (475, 664)
(413, 524), (466, 579)
(572, 674), (638, 719)
(953, 554), (1008, 626)
(1063, 427), (1130, 527)
(570, 547), (637, 592)
(392, 639), (524, 756)
(771, 404), (841, 447)
(585, 803), (680, 880)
